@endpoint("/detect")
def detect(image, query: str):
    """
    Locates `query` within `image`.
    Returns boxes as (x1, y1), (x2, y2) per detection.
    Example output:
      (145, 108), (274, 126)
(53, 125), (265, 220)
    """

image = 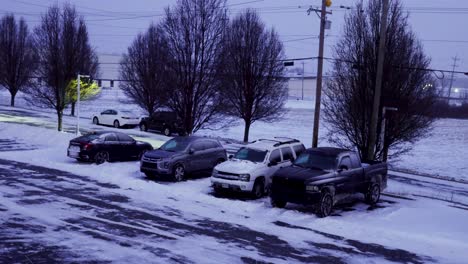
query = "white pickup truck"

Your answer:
(211, 138), (305, 198)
